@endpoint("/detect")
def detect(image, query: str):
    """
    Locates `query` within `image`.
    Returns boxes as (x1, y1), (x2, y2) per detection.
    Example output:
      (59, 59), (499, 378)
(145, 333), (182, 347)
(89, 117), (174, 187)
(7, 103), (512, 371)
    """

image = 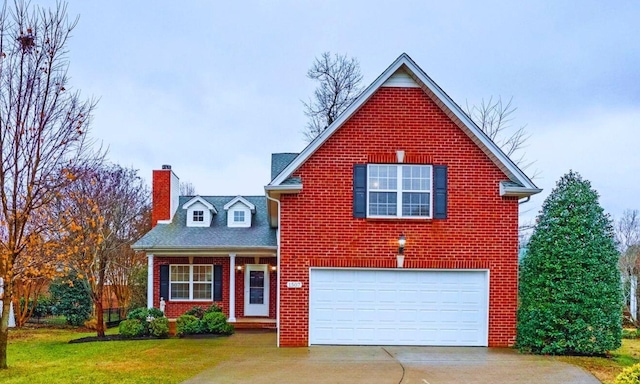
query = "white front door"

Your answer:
(244, 264), (269, 316)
